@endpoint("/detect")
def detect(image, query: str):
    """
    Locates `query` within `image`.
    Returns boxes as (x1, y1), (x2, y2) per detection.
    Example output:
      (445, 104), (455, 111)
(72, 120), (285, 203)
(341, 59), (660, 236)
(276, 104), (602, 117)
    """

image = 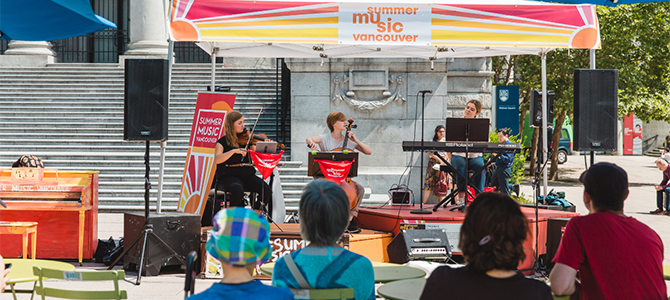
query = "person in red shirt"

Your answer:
(549, 162), (667, 300)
